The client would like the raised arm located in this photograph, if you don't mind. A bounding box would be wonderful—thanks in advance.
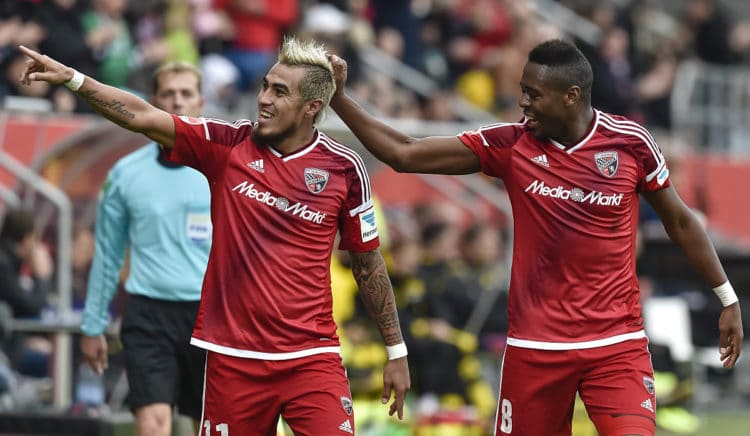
[642,186,743,368]
[328,55,480,175]
[18,45,176,149]
[349,249,411,419]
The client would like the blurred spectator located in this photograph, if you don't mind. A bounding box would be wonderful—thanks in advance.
[625,1,685,129]
[0,208,54,378]
[422,90,460,122]
[126,1,174,93]
[0,208,52,320]
[200,53,240,116]
[189,0,233,55]
[2,49,52,104]
[33,0,97,80]
[213,0,298,91]
[444,0,514,83]
[82,0,135,88]
[160,0,200,64]
[572,1,640,117]
[70,225,95,309]
[370,0,424,70]
[408,221,469,397]
[0,0,45,65]
[487,13,561,120]
[683,0,742,65]
[0,2,48,107]
[299,2,367,85]
[30,0,98,113]
[127,0,202,94]
[453,223,508,338]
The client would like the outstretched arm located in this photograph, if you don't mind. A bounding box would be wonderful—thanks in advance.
[18,45,176,148]
[328,55,480,175]
[349,249,411,419]
[643,186,743,368]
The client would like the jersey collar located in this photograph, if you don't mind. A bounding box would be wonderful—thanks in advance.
[267,130,321,162]
[549,109,600,154]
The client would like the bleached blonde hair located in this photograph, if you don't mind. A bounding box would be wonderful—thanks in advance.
[278,36,335,124]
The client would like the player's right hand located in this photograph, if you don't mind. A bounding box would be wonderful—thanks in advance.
[18,45,74,86]
[80,334,109,375]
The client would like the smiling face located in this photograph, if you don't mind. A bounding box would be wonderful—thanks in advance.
[519,62,578,141]
[252,63,322,147]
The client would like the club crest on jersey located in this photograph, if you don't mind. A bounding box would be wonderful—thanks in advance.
[594,151,618,177]
[341,396,353,416]
[643,376,655,395]
[304,168,329,194]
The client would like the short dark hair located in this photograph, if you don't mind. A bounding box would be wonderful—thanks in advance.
[528,39,593,102]
[0,208,35,243]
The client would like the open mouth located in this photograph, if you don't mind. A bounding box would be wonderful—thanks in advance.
[258,110,274,124]
[525,114,539,129]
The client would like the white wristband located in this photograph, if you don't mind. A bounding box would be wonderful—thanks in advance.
[65,69,85,92]
[713,281,739,307]
[386,343,408,360]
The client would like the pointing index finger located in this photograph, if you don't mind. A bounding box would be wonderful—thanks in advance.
[18,45,43,61]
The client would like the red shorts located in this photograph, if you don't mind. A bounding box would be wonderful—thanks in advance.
[199,351,355,436]
[495,338,656,436]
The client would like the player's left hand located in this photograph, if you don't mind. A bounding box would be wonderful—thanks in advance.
[718,302,743,368]
[382,356,410,419]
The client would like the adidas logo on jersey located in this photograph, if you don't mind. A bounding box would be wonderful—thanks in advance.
[531,154,549,167]
[640,398,654,413]
[338,419,353,434]
[247,159,264,173]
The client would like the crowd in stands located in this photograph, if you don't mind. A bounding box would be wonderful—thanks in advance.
[330,199,510,434]
[2,0,749,124]
[1,0,750,433]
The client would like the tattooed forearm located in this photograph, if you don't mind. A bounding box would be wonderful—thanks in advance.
[80,90,136,122]
[350,250,404,345]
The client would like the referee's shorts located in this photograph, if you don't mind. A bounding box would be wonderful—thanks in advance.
[120,294,205,420]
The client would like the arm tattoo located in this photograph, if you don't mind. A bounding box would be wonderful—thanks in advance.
[350,249,404,345]
[79,90,135,124]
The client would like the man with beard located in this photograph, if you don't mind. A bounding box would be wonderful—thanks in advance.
[19,37,410,435]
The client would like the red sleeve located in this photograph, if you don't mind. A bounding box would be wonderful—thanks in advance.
[165,115,253,181]
[337,154,380,253]
[634,135,671,193]
[604,115,672,193]
[457,120,526,179]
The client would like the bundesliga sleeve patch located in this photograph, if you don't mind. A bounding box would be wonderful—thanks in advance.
[359,209,378,243]
[656,167,669,186]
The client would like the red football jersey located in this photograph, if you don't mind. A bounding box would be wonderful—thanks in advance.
[459,110,670,349]
[165,115,380,359]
